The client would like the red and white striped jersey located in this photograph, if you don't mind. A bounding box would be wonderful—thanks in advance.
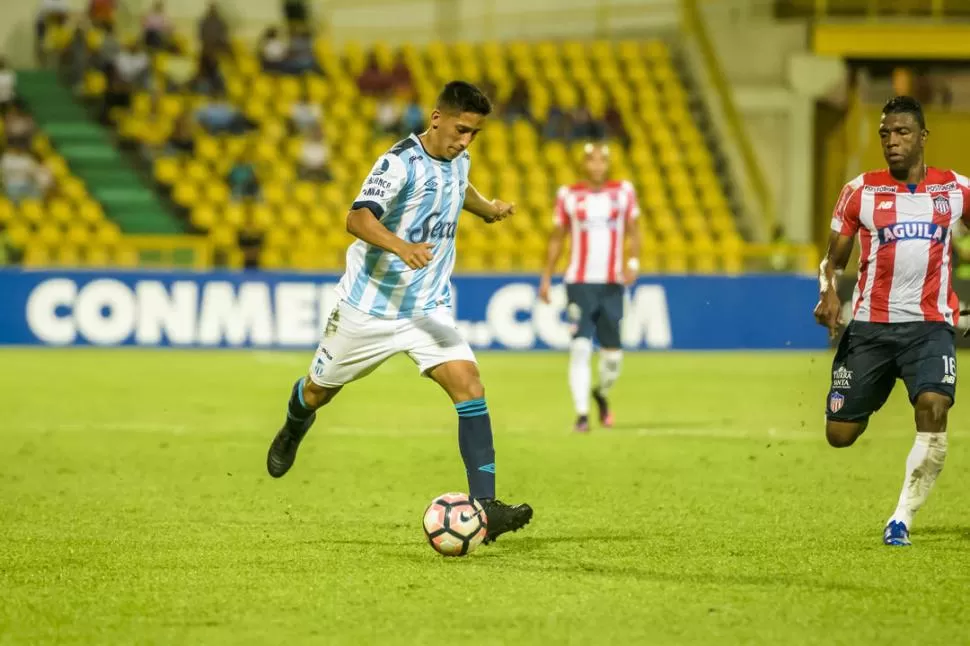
[831,167,970,325]
[554,180,640,284]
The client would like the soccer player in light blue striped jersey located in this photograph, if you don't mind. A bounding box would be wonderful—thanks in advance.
[267,81,533,543]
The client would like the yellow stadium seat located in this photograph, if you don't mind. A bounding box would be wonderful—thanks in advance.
[65,224,91,248]
[82,70,107,97]
[112,245,138,267]
[37,223,62,247]
[172,182,200,207]
[18,199,45,226]
[23,243,51,267]
[260,247,285,269]
[223,203,247,229]
[78,200,104,226]
[55,245,82,267]
[0,199,13,226]
[6,223,30,250]
[153,156,181,185]
[278,204,303,229]
[248,204,275,232]
[85,245,110,267]
[190,204,217,231]
[204,181,231,206]
[97,223,123,248]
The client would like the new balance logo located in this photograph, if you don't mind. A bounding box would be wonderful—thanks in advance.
[877,201,894,210]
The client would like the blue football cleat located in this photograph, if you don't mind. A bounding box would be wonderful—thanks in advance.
[883,520,912,546]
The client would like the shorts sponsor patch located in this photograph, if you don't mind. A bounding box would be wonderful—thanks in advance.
[832,365,853,389]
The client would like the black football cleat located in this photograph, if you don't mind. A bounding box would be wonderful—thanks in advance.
[266,413,315,478]
[479,499,534,544]
[591,389,614,428]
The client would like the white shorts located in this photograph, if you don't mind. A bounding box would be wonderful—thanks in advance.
[306,300,477,388]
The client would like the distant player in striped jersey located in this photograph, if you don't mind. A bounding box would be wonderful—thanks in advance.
[815,96,970,546]
[538,143,641,432]
[266,81,533,543]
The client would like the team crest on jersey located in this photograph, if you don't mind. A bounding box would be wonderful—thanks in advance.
[934,195,951,215]
[828,392,845,414]
[372,158,390,176]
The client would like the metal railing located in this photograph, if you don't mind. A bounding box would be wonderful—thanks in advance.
[777,0,968,19]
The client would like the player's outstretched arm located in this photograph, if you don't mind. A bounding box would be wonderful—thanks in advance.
[346,207,433,270]
[814,231,854,339]
[538,223,567,304]
[463,183,515,223]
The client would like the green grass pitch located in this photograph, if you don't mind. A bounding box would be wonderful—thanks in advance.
[1,348,969,644]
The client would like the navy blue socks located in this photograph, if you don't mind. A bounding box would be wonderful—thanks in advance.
[455,398,496,501]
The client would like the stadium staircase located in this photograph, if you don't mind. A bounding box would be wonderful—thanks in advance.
[15,70,183,234]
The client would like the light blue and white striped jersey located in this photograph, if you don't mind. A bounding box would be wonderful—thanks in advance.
[335,134,470,319]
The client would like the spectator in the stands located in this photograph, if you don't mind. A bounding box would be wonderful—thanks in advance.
[285,24,319,74]
[88,0,116,29]
[142,1,174,51]
[0,58,16,115]
[59,24,90,89]
[389,52,413,96]
[357,52,391,96]
[502,78,531,123]
[100,62,133,123]
[298,124,331,182]
[4,103,36,148]
[283,0,309,28]
[1,145,50,203]
[191,50,225,95]
[569,106,605,141]
[163,111,196,156]
[35,0,70,65]
[374,90,401,135]
[290,85,322,134]
[542,102,569,140]
[199,2,229,57]
[227,149,260,201]
[604,105,627,144]
[259,26,287,72]
[400,90,424,136]
[195,89,252,135]
[114,39,151,90]
[94,22,121,73]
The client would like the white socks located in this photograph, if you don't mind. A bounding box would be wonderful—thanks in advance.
[569,340,624,416]
[888,431,947,528]
[597,349,623,396]
[569,337,593,416]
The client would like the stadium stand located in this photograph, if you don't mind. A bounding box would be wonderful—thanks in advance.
[39,15,747,273]
[0,96,133,268]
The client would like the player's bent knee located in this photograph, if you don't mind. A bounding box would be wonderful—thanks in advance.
[915,391,951,427]
[825,419,867,448]
[302,378,340,409]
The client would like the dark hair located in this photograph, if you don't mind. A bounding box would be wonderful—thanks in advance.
[436,81,492,116]
[882,96,926,130]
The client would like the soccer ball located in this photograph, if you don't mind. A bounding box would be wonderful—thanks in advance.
[422,492,487,556]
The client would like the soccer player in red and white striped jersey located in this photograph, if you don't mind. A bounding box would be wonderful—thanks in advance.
[539,143,641,432]
[815,96,970,546]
